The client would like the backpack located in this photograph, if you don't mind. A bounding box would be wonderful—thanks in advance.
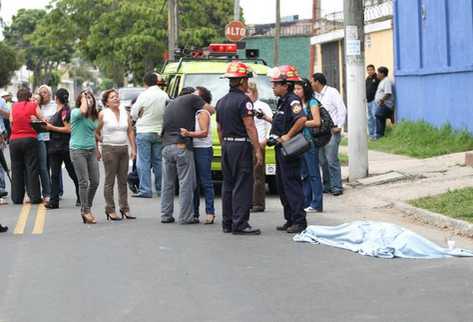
[307,103,334,147]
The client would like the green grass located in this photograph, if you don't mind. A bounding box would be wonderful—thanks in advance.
[409,188,473,223]
[339,152,348,166]
[343,121,473,158]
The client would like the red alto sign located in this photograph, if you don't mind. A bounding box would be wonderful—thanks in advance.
[225,20,246,42]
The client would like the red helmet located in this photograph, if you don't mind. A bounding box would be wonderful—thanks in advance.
[268,65,301,82]
[223,61,254,78]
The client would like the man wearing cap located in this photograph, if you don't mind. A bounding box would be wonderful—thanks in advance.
[216,61,263,235]
[269,65,308,234]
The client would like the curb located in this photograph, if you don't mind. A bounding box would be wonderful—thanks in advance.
[392,201,473,238]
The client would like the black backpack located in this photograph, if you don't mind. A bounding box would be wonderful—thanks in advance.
[307,104,334,147]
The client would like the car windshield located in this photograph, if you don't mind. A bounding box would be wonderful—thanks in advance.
[118,88,144,101]
[183,74,277,110]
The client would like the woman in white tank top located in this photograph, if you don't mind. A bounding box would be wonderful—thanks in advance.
[179,98,215,224]
[97,89,137,221]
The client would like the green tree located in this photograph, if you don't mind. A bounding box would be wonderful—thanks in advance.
[0,42,21,88]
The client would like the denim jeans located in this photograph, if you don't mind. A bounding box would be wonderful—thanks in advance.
[319,132,343,193]
[301,143,323,210]
[37,140,51,198]
[0,162,5,193]
[193,147,215,217]
[367,100,377,139]
[161,144,196,223]
[375,104,393,138]
[136,132,162,197]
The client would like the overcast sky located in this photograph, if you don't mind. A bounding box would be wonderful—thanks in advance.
[1,0,343,25]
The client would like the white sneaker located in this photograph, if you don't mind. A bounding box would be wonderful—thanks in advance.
[304,206,321,213]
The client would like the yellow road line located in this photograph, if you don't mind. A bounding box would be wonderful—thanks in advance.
[14,203,32,234]
[32,203,47,234]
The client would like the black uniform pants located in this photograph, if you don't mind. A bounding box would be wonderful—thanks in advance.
[275,146,306,226]
[221,141,253,231]
[49,150,80,205]
[9,138,41,204]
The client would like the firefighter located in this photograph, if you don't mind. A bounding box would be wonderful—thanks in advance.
[267,65,308,233]
[216,61,263,235]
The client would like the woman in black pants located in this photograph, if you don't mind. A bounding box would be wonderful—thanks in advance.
[44,89,80,209]
[9,87,43,204]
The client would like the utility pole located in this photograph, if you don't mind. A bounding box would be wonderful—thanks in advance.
[234,0,240,20]
[344,0,368,180]
[168,0,178,61]
[273,0,281,66]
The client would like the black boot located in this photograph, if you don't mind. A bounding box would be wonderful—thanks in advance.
[0,224,8,233]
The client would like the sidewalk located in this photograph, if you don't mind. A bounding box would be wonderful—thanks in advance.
[327,146,473,246]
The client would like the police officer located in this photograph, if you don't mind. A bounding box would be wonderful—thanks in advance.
[216,62,263,235]
[268,65,308,233]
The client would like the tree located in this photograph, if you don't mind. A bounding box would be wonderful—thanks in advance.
[0,42,21,88]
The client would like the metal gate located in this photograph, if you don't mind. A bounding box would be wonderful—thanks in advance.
[321,41,340,91]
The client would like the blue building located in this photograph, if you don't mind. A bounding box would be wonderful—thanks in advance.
[393,0,473,132]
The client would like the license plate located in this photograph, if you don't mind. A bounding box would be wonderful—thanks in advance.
[265,164,276,175]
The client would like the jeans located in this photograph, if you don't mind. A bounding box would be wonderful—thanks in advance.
[375,104,394,138]
[0,160,5,192]
[37,140,51,198]
[301,143,323,210]
[161,144,196,224]
[367,100,377,139]
[193,147,215,217]
[9,138,41,204]
[136,132,162,197]
[70,149,100,214]
[49,150,80,206]
[319,132,343,193]
[102,145,130,213]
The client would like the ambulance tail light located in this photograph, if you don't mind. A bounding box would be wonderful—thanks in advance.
[208,43,238,55]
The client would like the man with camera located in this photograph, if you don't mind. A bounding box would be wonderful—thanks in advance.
[268,65,308,234]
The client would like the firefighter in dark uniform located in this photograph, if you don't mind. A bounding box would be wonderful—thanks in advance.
[216,61,263,235]
[267,65,308,233]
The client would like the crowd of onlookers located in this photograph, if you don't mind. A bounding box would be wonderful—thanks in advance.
[0,65,394,233]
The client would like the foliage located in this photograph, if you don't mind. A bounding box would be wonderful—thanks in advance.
[98,78,114,91]
[0,42,22,88]
[410,188,473,223]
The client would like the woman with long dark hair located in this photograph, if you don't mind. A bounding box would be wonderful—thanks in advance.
[294,78,323,213]
[9,87,43,204]
[44,88,80,209]
[69,90,101,224]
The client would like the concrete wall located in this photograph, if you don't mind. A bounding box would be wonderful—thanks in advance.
[393,0,473,132]
[365,29,394,76]
[240,35,312,78]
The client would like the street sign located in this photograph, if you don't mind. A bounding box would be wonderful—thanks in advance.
[225,20,246,42]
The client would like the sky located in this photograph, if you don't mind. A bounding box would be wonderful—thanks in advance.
[1,0,343,25]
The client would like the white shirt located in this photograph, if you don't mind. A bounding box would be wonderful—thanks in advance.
[253,100,273,143]
[38,100,57,141]
[314,85,347,129]
[375,78,394,108]
[0,98,8,134]
[193,110,212,148]
[102,107,129,146]
[131,85,168,134]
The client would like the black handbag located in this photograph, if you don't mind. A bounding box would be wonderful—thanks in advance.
[280,133,310,159]
[308,105,334,147]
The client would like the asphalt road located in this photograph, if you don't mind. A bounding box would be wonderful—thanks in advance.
[1,172,473,322]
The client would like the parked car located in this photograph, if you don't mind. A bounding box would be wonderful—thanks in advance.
[118,87,144,111]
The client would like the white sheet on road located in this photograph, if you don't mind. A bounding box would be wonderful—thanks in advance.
[293,221,473,259]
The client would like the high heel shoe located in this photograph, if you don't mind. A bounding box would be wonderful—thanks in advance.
[204,214,215,225]
[120,209,136,219]
[81,213,96,224]
[105,212,122,221]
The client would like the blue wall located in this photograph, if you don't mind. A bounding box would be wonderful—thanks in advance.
[393,0,473,132]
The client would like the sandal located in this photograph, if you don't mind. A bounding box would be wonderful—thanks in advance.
[204,214,215,225]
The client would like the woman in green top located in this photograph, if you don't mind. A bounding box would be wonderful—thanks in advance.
[70,90,100,224]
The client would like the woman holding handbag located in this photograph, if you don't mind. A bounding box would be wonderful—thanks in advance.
[294,78,323,213]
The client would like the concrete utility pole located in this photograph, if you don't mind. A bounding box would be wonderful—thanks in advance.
[273,0,281,66]
[234,0,240,20]
[168,0,178,61]
[344,0,369,180]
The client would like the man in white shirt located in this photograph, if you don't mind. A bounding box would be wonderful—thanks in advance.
[311,73,346,196]
[131,72,169,198]
[374,66,394,139]
[0,95,10,202]
[246,82,273,212]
